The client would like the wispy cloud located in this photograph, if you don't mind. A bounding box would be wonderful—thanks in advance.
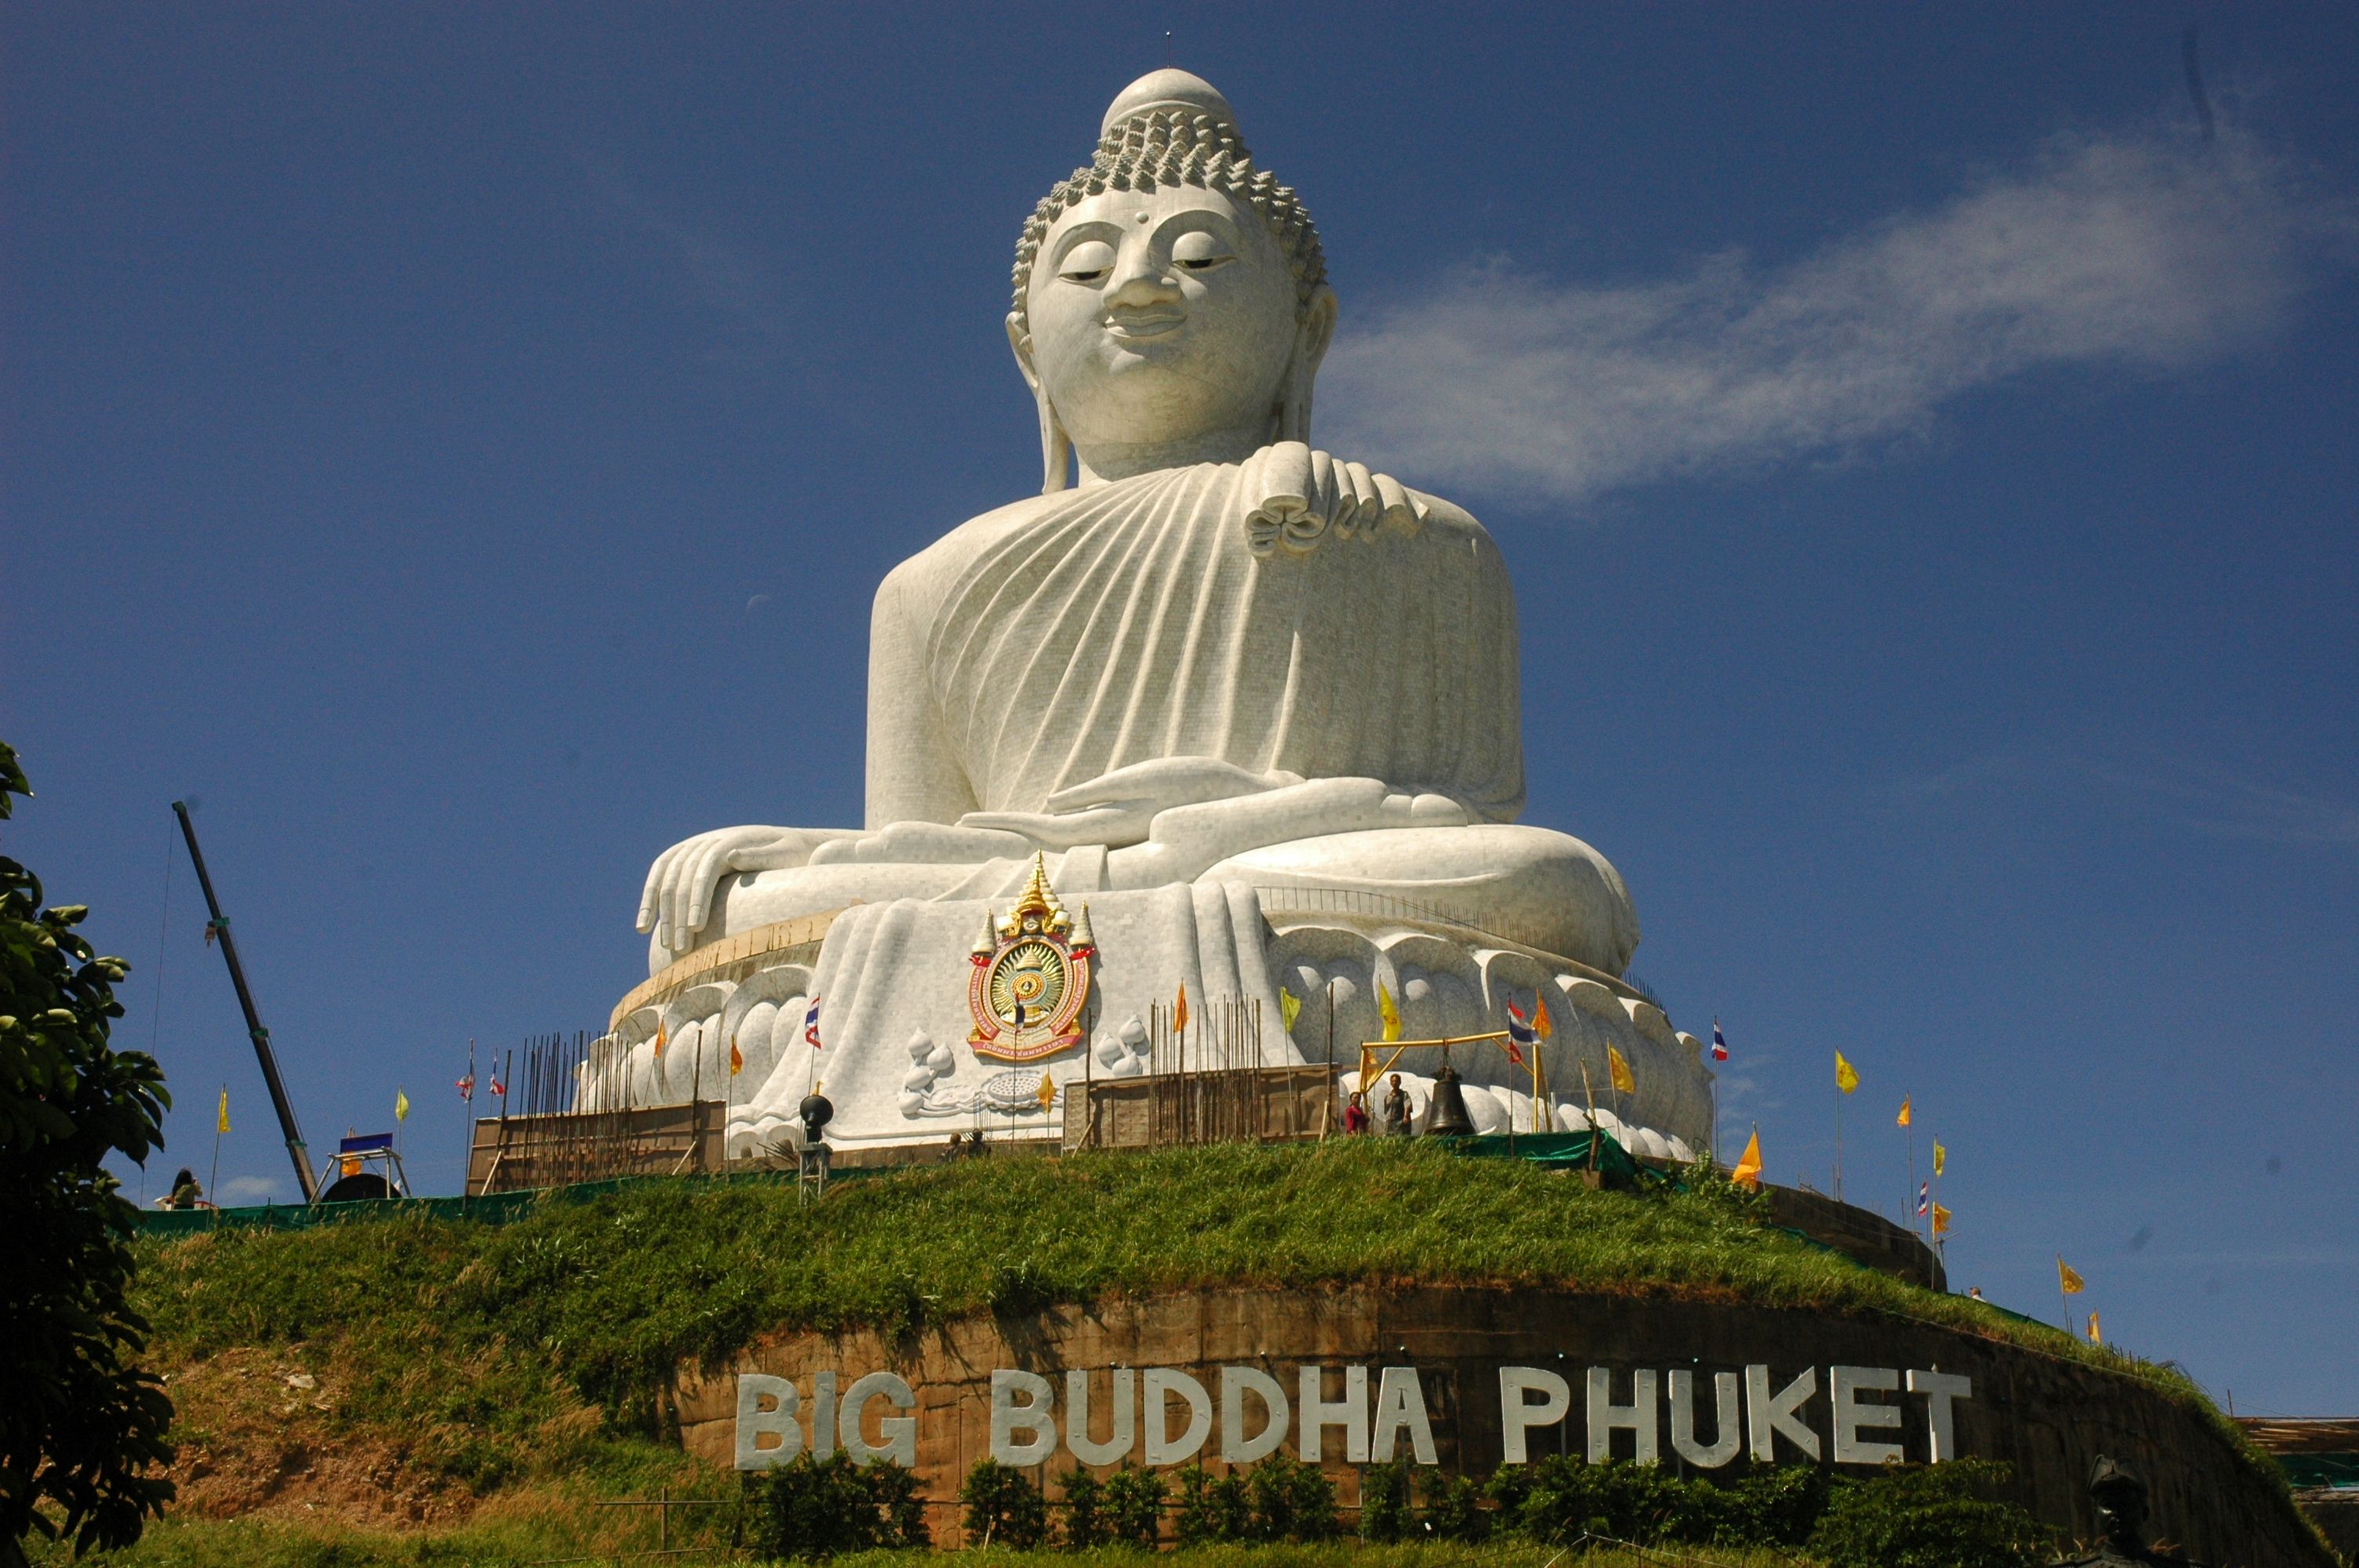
[582,159,792,355]
[1885,747,2359,858]
[1325,121,2347,508]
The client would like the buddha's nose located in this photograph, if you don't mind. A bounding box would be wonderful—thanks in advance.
[1107,250,1181,307]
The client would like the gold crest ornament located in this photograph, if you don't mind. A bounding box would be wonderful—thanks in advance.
[968,855,1096,1062]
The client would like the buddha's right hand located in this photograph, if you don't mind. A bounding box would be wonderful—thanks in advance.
[638,826,851,951]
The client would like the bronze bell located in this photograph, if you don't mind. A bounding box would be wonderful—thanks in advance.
[1424,1054,1478,1138]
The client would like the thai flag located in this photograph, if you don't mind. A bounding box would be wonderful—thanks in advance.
[1503,1000,1534,1064]
[1916,1181,1930,1218]
[490,1069,507,1098]
[456,1073,474,1102]
[804,996,823,1051]
[1711,1020,1730,1062]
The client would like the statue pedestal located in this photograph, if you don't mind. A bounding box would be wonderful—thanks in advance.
[600,882,1714,1163]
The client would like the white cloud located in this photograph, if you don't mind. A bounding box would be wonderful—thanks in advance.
[217,1174,289,1205]
[1324,121,2345,508]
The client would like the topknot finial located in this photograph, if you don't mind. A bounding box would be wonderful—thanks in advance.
[1100,69,1237,140]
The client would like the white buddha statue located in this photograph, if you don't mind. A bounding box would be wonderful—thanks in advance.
[636,69,1641,983]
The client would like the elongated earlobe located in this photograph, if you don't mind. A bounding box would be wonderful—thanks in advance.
[1008,311,1071,494]
[1036,394,1073,494]
[1278,287,1339,447]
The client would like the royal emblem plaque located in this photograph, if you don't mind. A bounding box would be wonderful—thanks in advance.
[968,855,1095,1062]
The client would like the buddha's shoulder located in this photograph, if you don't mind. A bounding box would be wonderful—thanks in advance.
[874,492,1069,608]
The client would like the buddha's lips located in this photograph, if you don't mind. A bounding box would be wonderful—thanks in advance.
[1103,312,1184,340]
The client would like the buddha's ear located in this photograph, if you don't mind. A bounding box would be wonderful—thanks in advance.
[1278,286,1339,445]
[1008,313,1072,494]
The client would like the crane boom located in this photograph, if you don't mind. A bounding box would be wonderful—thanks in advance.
[172,801,318,1203]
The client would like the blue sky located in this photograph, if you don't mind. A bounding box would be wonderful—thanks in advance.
[5,5,2354,1412]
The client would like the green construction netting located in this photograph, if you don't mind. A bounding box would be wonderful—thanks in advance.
[1438,1129,1656,1184]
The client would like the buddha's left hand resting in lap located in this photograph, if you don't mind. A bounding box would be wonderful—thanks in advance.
[638,71,1639,981]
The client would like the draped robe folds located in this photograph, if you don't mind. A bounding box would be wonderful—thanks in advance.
[696,458,1641,975]
[898,459,1525,821]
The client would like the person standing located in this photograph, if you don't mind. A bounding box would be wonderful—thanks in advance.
[1341,1091,1370,1135]
[1382,1074,1413,1137]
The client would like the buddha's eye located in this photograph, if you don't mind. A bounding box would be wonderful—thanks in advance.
[1057,240,1117,285]
[1172,230,1235,274]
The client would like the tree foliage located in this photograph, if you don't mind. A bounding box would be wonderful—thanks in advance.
[746,1453,928,1561]
[957,1458,1047,1549]
[0,742,175,1564]
[1807,1459,2055,1568]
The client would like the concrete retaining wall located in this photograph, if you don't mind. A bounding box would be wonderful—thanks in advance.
[673,1283,2329,1566]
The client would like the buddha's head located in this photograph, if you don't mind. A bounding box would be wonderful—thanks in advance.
[1009,71,1336,490]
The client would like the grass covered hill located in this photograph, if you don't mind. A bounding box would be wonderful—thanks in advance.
[75,1140,2240,1563]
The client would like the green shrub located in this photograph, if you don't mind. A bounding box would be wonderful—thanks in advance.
[1245,1454,1338,1541]
[1481,1461,1532,1523]
[1055,1467,1105,1549]
[1098,1465,1165,1548]
[747,1453,923,1560]
[1359,1461,1414,1542]
[1808,1461,2054,1568]
[1417,1468,1489,1542]
[958,1458,1047,1550]
[867,1460,930,1550]
[1171,1466,1250,1545]
[1716,1464,1833,1547]
[1513,1456,1695,1543]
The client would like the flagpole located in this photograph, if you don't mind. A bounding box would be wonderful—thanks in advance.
[1906,1116,1917,1237]
[209,1081,225,1209]
[1832,1077,1841,1202]
[1322,978,1335,1139]
[461,1038,474,1211]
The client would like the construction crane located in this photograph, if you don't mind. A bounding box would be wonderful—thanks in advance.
[172,801,318,1203]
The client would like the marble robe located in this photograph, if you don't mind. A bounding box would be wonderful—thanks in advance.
[694,458,1639,973]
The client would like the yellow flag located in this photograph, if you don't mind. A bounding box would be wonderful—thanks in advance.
[2058,1256,2085,1295]
[1035,1073,1056,1110]
[1607,1044,1635,1094]
[1834,1052,1859,1094]
[216,1088,231,1135]
[1932,1141,1946,1177]
[1730,1127,1762,1190]
[1174,982,1190,1033]
[1377,983,1400,1043]
[729,1034,743,1076]
[1931,1202,1951,1237]
[2086,1311,2102,1345]
[394,1088,411,1123]
[1896,1097,1911,1128]
[1278,987,1301,1033]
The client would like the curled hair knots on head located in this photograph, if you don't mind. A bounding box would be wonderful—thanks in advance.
[1008,106,1329,358]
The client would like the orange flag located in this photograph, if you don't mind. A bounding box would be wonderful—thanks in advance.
[1897,1097,1912,1128]
[729,1033,744,1076]
[1730,1127,1762,1190]
[654,1019,667,1058]
[1173,982,1190,1033]
[1533,996,1554,1040]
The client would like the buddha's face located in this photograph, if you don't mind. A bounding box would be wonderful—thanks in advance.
[1023,186,1306,453]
